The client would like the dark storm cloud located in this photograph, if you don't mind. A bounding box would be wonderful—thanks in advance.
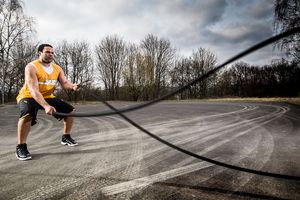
[206,23,273,45]
[185,0,276,64]
[245,0,274,19]
[158,0,228,48]
[23,0,277,65]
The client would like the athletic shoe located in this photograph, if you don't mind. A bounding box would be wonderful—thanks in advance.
[61,134,78,146]
[16,144,32,161]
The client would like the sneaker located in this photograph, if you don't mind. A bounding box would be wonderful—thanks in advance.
[16,144,32,161]
[61,134,78,146]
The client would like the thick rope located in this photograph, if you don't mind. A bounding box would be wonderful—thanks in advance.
[94,94,300,181]
[54,27,300,180]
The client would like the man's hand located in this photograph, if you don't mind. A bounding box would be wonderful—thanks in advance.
[72,83,80,91]
[44,105,56,115]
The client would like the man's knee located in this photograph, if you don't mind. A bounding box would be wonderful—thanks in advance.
[64,115,74,122]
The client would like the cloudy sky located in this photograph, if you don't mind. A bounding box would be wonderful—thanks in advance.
[23,0,283,65]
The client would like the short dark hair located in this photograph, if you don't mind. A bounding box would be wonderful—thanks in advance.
[37,44,53,53]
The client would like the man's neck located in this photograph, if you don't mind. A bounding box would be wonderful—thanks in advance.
[39,59,51,67]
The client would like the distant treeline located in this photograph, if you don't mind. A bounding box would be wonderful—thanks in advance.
[212,60,300,98]
[1,38,300,103]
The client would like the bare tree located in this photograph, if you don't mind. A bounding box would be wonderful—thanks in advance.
[69,41,93,85]
[190,48,217,98]
[274,0,300,62]
[170,57,192,99]
[220,60,300,97]
[123,43,147,101]
[0,0,34,103]
[55,40,70,78]
[55,41,94,101]
[215,67,234,97]
[95,35,126,100]
[140,34,175,99]
[169,48,217,99]
[229,62,252,97]
[9,39,37,99]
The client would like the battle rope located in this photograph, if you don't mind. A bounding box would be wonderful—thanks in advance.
[54,27,300,180]
[55,26,300,117]
[95,94,300,181]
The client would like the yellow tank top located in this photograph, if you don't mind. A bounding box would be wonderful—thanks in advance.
[16,60,62,102]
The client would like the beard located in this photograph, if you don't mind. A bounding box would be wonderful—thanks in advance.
[42,58,52,64]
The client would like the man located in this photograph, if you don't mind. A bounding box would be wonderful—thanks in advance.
[16,44,79,161]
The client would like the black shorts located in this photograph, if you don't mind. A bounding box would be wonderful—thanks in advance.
[18,98,74,126]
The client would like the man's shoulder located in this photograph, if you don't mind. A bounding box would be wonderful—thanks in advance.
[25,62,37,71]
[26,60,39,69]
[29,59,40,65]
[52,62,62,71]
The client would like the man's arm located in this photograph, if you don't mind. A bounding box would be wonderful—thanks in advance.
[58,70,79,91]
[25,64,56,114]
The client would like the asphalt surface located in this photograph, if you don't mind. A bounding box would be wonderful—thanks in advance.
[0,101,300,200]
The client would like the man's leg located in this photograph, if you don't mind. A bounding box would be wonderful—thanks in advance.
[16,98,39,160]
[47,98,78,146]
[16,115,32,160]
[63,114,74,135]
[17,117,32,144]
[61,112,78,146]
